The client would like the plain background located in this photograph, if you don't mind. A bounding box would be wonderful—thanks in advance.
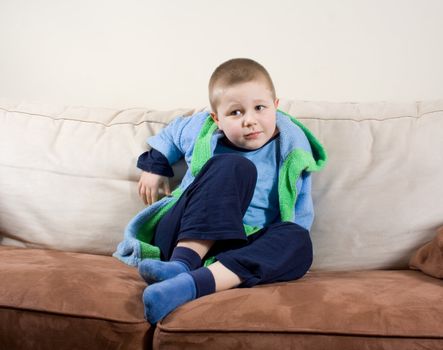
[0,0,442,110]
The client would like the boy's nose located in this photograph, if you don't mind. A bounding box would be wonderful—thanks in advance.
[242,112,258,126]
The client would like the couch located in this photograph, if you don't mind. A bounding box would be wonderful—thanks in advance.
[0,98,442,350]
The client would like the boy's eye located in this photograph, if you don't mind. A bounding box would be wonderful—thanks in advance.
[230,110,242,116]
[255,105,265,111]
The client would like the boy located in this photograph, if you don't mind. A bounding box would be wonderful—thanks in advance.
[114,58,327,324]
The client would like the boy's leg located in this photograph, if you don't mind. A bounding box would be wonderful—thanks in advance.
[143,223,312,324]
[207,260,242,291]
[155,154,257,256]
[213,221,313,287]
[142,261,241,324]
[138,240,214,285]
[176,238,214,259]
[139,154,257,284]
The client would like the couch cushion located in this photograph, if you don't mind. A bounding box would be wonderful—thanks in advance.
[279,99,443,270]
[0,246,151,350]
[155,269,443,350]
[0,100,197,255]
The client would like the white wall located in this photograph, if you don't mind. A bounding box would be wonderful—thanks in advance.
[0,0,442,110]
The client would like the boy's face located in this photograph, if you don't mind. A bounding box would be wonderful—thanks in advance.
[210,80,279,150]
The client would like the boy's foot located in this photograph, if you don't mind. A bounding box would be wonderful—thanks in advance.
[143,272,196,324]
[138,259,189,284]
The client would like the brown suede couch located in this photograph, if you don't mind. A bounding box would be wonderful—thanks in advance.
[0,99,442,349]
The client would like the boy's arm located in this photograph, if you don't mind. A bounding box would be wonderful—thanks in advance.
[137,115,192,205]
[137,149,174,177]
[137,150,173,205]
[293,171,314,231]
[146,115,192,166]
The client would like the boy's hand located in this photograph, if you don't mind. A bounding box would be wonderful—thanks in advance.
[138,171,171,205]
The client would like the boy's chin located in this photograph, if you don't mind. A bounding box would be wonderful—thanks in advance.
[238,139,268,150]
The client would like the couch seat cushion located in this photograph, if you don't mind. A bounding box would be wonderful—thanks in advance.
[155,270,443,350]
[0,246,151,350]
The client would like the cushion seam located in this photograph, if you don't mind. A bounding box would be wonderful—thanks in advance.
[0,106,170,127]
[2,106,443,124]
[0,304,147,325]
[155,327,443,339]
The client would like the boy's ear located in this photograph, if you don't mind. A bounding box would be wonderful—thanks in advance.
[210,112,222,130]
[274,98,279,109]
[210,112,219,123]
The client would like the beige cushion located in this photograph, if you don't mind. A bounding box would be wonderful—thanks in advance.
[0,99,198,254]
[1,98,442,270]
[276,99,443,270]
[278,99,443,270]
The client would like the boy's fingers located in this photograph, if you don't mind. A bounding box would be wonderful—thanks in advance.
[164,180,171,195]
[145,188,151,205]
[151,190,158,205]
[138,181,142,197]
[138,183,146,204]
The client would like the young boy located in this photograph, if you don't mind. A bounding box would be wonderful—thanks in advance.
[113,58,327,324]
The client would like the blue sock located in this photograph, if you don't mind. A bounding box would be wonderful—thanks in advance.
[143,272,196,324]
[143,267,216,324]
[188,267,216,298]
[171,246,202,270]
[138,246,201,284]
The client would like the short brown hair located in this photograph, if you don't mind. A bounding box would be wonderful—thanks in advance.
[208,58,276,113]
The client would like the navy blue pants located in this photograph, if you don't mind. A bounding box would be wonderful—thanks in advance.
[154,154,313,287]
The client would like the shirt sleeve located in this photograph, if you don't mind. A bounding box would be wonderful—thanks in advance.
[137,149,175,177]
[146,115,193,165]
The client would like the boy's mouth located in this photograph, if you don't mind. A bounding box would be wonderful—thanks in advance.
[244,131,262,139]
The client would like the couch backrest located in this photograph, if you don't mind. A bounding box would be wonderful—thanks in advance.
[280,99,443,270]
[1,98,442,270]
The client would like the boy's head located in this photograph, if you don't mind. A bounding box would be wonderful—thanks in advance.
[208,58,276,113]
[208,58,279,150]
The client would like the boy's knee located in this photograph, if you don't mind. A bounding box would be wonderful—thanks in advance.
[278,222,313,273]
[296,225,313,259]
[207,154,257,179]
[296,228,313,276]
